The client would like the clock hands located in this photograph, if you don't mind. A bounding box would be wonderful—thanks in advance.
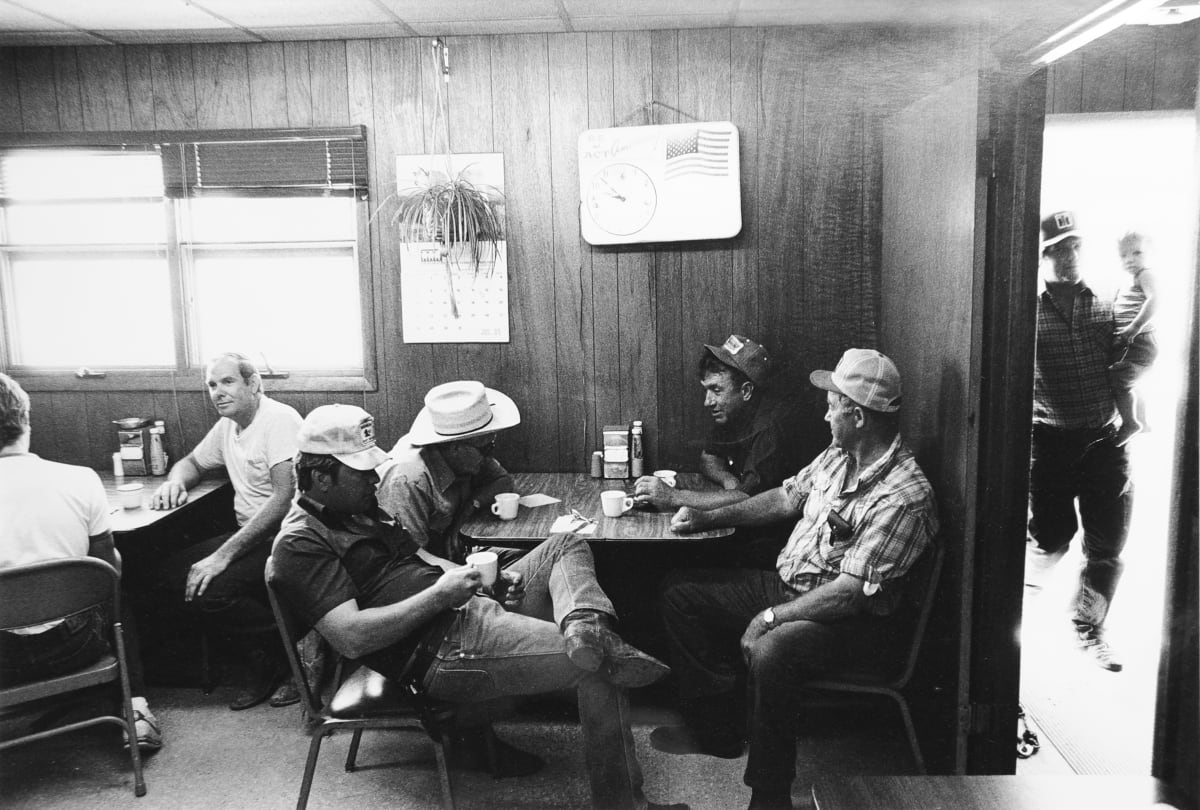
[597,175,626,202]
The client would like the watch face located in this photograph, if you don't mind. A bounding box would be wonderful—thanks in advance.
[585,163,657,236]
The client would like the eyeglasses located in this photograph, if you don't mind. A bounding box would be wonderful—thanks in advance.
[467,434,497,455]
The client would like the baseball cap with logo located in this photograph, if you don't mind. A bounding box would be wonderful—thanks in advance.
[704,334,772,385]
[1041,210,1080,249]
[809,348,902,413]
[298,404,390,470]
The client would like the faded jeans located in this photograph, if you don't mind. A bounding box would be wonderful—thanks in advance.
[422,533,649,810]
[1027,423,1132,630]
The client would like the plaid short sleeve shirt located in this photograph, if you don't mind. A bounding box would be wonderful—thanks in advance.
[1033,281,1118,429]
[775,435,938,616]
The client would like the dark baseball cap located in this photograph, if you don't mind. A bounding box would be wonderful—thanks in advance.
[704,334,771,385]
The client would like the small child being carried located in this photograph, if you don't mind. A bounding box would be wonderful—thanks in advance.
[1110,231,1158,446]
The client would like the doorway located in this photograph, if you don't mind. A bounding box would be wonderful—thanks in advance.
[1019,110,1198,775]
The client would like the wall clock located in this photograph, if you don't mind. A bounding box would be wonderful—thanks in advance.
[578,121,741,246]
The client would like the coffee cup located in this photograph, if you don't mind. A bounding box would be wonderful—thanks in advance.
[117,482,144,510]
[653,469,677,488]
[466,550,499,587]
[491,492,520,520]
[600,490,634,518]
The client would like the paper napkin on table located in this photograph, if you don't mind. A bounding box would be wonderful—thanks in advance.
[550,514,597,534]
[519,494,559,508]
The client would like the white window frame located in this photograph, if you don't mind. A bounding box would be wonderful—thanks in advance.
[0,128,377,393]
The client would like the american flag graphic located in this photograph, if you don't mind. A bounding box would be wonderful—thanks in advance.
[664,127,731,180]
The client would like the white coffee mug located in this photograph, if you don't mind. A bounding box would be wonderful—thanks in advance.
[653,469,677,488]
[117,482,144,510]
[466,550,499,587]
[600,490,634,518]
[491,492,520,520]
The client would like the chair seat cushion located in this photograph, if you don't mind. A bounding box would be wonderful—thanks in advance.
[328,667,454,720]
[0,654,119,707]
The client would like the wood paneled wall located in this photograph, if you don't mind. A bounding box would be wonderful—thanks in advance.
[0,22,1193,474]
[1047,20,1199,114]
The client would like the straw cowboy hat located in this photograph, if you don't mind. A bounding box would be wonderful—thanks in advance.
[404,380,521,446]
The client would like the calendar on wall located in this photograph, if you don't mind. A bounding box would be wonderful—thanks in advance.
[397,152,509,344]
[399,241,509,343]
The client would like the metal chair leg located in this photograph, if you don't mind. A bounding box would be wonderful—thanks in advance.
[894,697,926,774]
[344,729,363,772]
[296,730,328,810]
[435,727,456,810]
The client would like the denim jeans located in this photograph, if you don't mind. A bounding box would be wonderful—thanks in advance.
[1027,423,1133,629]
[0,608,110,688]
[422,534,649,810]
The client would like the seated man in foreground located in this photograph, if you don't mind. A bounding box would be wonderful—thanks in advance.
[270,404,687,810]
[0,373,160,750]
[150,352,303,710]
[655,349,938,810]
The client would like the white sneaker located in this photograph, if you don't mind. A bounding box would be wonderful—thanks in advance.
[123,698,163,751]
[1077,630,1123,672]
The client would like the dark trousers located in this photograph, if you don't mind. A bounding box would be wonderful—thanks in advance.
[0,608,110,688]
[659,568,901,791]
[1027,423,1132,629]
[158,533,280,679]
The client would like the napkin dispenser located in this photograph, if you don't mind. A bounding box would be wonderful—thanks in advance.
[114,417,152,476]
[602,424,630,479]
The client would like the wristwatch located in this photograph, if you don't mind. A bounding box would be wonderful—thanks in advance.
[761,607,776,626]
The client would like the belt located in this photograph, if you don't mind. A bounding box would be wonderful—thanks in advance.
[401,609,459,688]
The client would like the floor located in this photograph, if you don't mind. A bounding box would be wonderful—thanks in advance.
[0,684,921,810]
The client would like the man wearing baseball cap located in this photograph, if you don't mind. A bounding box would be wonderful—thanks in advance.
[654,348,937,810]
[1027,211,1131,672]
[633,334,805,568]
[271,404,686,810]
[377,381,521,565]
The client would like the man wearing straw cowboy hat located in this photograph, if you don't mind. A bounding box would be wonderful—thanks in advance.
[377,381,522,566]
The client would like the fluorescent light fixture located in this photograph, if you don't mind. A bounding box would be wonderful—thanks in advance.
[1030,0,1167,64]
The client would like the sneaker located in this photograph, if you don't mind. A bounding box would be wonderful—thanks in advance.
[123,699,163,751]
[1077,629,1123,672]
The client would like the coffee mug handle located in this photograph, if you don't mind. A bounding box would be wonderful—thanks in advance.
[621,496,634,514]
[491,502,502,516]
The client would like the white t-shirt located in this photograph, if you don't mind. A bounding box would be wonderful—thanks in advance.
[190,395,302,526]
[0,453,109,569]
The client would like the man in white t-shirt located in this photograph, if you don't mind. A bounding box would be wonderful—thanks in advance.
[0,373,161,751]
[151,352,302,710]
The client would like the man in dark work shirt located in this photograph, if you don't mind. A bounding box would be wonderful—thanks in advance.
[270,404,687,810]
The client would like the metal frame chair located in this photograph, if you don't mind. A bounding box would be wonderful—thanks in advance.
[0,557,146,797]
[265,557,464,810]
[798,542,945,774]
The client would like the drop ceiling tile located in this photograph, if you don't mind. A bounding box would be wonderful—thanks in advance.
[13,0,224,30]
[194,0,397,28]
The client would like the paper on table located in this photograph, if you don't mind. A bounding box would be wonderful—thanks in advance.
[519,493,560,508]
[550,514,597,535]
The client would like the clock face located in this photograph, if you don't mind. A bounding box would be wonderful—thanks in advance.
[585,163,657,236]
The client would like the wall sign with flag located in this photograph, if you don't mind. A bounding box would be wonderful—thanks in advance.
[577,121,741,245]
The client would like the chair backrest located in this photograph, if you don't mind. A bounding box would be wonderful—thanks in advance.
[889,540,946,688]
[264,555,330,719]
[0,557,119,632]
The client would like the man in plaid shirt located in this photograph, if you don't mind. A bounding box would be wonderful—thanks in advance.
[1027,211,1131,673]
[653,349,938,810]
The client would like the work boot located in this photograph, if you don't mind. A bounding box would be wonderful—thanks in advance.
[229,648,283,711]
[563,610,670,688]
